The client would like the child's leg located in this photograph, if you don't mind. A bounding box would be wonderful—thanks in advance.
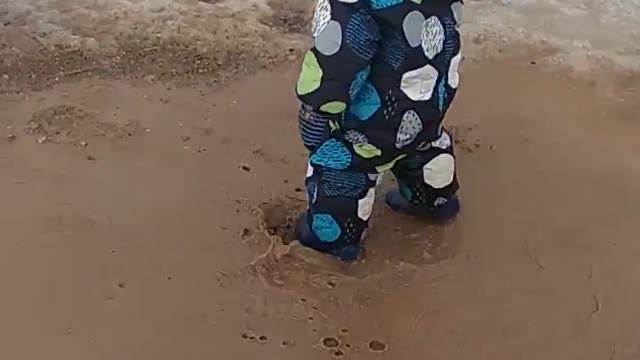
[387,128,460,221]
[297,163,378,261]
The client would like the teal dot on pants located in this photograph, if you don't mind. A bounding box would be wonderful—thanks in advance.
[310,139,352,170]
[349,82,381,121]
[349,66,371,99]
[312,213,342,243]
[370,0,403,10]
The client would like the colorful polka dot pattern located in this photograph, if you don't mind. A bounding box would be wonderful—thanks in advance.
[299,103,329,150]
[344,130,368,145]
[421,16,445,60]
[345,9,381,60]
[311,0,332,37]
[296,51,322,96]
[312,213,342,242]
[357,188,376,221]
[400,63,439,101]
[322,169,369,198]
[403,11,424,47]
[349,81,381,121]
[315,20,343,56]
[423,153,455,189]
[349,66,371,98]
[310,138,353,170]
[396,110,423,149]
[370,0,403,10]
[296,0,462,180]
[353,143,382,159]
[380,27,407,71]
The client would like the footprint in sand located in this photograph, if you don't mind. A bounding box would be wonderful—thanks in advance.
[321,337,349,357]
[368,339,388,352]
[321,336,340,349]
[258,198,304,245]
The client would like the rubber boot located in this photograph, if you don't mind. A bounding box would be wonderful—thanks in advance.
[385,192,460,222]
[295,214,361,262]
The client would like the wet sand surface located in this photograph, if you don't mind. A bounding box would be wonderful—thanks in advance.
[1,56,640,359]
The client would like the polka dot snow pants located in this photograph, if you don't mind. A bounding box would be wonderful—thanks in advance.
[302,130,459,252]
[294,0,465,257]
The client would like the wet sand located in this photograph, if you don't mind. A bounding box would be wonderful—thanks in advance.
[1,55,640,359]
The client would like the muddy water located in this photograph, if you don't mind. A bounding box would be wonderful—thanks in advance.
[1,56,640,359]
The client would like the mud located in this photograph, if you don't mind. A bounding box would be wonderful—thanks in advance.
[1,54,639,359]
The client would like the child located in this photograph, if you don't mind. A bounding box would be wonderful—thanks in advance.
[295,0,463,261]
